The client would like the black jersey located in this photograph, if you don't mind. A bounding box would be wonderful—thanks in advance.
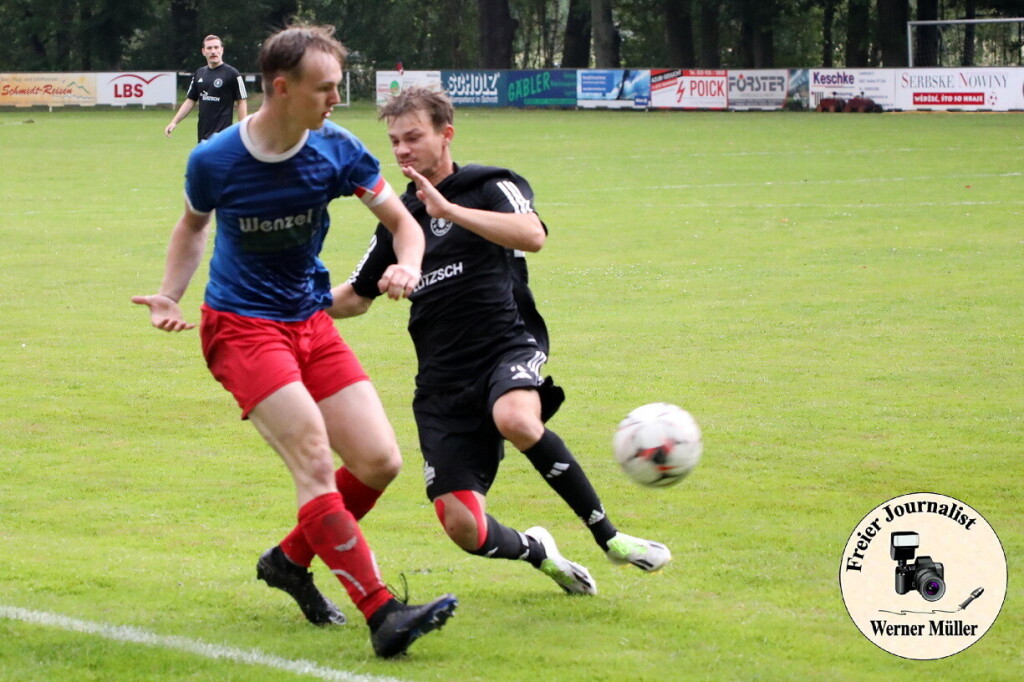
[185,63,247,141]
[349,164,549,394]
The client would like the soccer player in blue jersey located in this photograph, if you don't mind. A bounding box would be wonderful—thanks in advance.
[133,25,456,659]
[264,87,671,603]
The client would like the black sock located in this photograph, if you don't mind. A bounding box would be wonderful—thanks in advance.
[469,515,533,562]
[522,429,618,549]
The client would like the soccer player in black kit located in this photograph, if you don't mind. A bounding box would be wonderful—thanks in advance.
[164,35,248,142]
[260,86,670,599]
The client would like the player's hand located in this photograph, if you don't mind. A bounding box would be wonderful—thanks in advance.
[164,123,176,138]
[402,165,452,220]
[131,294,195,331]
[377,263,421,300]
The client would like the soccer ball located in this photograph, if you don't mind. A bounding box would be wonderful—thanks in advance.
[613,403,702,487]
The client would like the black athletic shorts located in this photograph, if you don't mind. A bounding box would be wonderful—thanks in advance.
[414,346,565,500]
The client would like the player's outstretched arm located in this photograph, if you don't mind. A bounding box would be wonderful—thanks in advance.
[401,165,545,252]
[130,294,193,331]
[369,192,423,300]
[132,208,211,331]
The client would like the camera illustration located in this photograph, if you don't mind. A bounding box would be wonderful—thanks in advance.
[891,531,946,601]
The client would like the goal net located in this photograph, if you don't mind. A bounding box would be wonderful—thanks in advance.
[908,17,1024,67]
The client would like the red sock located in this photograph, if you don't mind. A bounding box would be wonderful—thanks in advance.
[279,525,316,568]
[297,492,392,621]
[337,467,384,520]
[280,467,384,567]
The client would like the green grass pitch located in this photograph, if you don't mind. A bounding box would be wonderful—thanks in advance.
[0,104,1021,681]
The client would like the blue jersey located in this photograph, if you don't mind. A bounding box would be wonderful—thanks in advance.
[185,118,390,321]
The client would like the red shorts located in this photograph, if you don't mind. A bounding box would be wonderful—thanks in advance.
[200,304,369,418]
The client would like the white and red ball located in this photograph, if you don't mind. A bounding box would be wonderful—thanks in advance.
[613,403,702,487]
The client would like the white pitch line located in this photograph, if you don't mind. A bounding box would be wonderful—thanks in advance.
[550,147,1024,162]
[565,171,1023,193]
[0,606,403,682]
[546,199,1024,210]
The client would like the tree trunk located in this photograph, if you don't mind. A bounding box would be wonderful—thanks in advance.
[876,0,909,67]
[478,0,516,68]
[54,0,74,70]
[664,0,695,68]
[962,0,976,66]
[170,0,199,72]
[433,0,468,67]
[591,0,619,68]
[756,28,774,68]
[739,13,752,67]
[915,0,940,67]
[79,2,93,70]
[738,1,774,68]
[822,0,836,67]
[698,0,720,68]
[562,0,591,67]
[845,0,870,66]
[26,16,47,65]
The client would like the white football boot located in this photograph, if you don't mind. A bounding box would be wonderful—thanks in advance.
[605,532,672,572]
[524,526,597,595]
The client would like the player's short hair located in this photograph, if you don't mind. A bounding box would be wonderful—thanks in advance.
[378,87,454,131]
[259,24,347,92]
[203,35,222,47]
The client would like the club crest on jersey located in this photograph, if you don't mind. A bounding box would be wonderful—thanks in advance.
[430,217,454,237]
[213,78,224,88]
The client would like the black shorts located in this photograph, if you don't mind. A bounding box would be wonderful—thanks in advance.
[414,346,565,500]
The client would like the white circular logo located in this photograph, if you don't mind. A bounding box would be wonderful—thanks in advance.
[839,492,1006,660]
[213,78,224,88]
[430,218,453,237]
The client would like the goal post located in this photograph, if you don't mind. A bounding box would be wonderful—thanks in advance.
[907,17,1024,67]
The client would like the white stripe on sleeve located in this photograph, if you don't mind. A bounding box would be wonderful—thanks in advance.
[496,180,532,214]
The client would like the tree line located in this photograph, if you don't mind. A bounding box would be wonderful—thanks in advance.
[1,0,1021,77]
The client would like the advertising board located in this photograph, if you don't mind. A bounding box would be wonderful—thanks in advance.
[893,68,1024,111]
[577,69,650,109]
[809,69,896,108]
[651,69,728,109]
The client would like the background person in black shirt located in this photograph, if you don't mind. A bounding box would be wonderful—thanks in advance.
[164,34,248,142]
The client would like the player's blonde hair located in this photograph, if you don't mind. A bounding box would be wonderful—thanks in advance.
[259,24,347,95]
